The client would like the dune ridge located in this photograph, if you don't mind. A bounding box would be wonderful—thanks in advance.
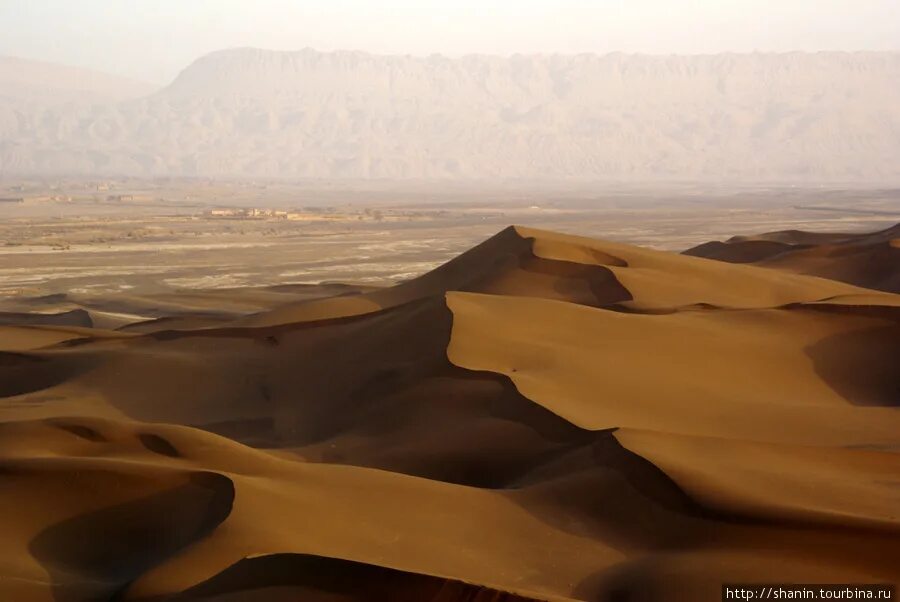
[684,222,900,293]
[1,224,898,601]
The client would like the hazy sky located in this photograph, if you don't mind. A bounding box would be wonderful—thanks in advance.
[1,0,898,84]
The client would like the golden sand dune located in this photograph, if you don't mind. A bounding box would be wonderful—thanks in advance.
[0,283,377,334]
[685,222,900,293]
[0,225,898,601]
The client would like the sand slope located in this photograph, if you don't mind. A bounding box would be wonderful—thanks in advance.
[0,225,898,601]
[685,222,900,293]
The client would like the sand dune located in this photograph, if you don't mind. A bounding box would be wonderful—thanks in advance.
[685,222,900,293]
[0,224,898,601]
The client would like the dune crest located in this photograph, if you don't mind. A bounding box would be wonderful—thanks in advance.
[685,222,900,293]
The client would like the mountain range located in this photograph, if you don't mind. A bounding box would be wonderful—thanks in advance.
[1,48,898,181]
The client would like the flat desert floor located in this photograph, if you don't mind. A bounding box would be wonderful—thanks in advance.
[1,182,897,305]
[0,181,898,601]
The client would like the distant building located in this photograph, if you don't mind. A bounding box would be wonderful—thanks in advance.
[0,197,24,204]
[246,208,289,218]
[208,207,319,219]
[107,194,135,202]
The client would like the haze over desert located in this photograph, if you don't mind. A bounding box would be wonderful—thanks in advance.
[1,1,899,601]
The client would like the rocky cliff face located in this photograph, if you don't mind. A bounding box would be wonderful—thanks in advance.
[2,48,898,181]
